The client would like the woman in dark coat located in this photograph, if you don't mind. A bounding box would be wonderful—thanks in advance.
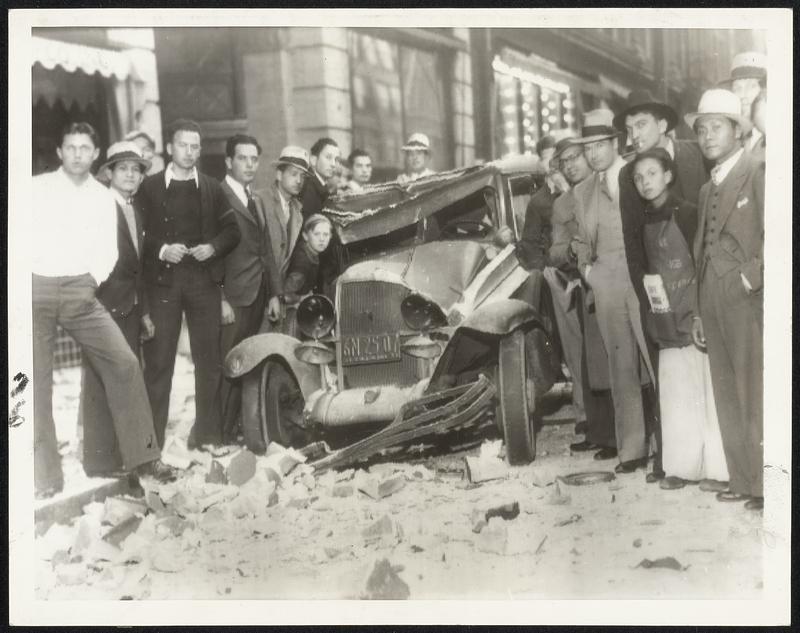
[632,148,729,491]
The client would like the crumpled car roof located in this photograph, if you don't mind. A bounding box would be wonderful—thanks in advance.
[323,155,541,244]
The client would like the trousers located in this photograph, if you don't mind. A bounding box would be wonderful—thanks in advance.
[33,274,159,492]
[699,264,763,497]
[220,279,268,438]
[78,302,144,475]
[142,264,223,448]
[588,259,652,462]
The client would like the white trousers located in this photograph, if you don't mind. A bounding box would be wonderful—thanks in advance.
[658,345,730,481]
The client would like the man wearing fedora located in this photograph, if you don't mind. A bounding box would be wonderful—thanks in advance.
[219,134,285,439]
[398,132,436,184]
[78,141,165,477]
[614,90,709,480]
[32,123,173,497]
[687,89,764,511]
[721,51,767,154]
[546,134,617,459]
[573,109,656,476]
[137,118,241,450]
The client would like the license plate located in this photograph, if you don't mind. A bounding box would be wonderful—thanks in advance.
[341,333,402,366]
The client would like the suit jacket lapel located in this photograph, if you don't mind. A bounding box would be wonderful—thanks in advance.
[715,153,749,233]
[223,181,258,227]
[133,201,144,255]
[694,184,709,262]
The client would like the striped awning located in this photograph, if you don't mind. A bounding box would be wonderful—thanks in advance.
[31,35,132,80]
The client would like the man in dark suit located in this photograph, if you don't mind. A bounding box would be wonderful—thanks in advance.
[688,89,764,511]
[219,134,284,439]
[136,119,241,449]
[79,141,161,476]
[614,90,710,482]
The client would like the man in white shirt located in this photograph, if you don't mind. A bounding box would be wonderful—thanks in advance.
[32,123,172,499]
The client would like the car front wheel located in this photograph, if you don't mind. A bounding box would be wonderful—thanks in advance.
[241,359,309,453]
[497,328,536,464]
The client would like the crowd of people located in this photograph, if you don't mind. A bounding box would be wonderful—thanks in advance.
[518,50,766,511]
[31,49,765,516]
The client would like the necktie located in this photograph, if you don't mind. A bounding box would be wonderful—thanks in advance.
[122,199,139,256]
[710,165,722,186]
[246,188,261,228]
[600,171,610,197]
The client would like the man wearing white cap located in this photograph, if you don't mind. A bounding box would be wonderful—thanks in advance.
[398,132,435,184]
[687,89,764,511]
[572,109,656,476]
[722,51,767,153]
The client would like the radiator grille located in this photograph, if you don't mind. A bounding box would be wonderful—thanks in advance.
[338,280,418,388]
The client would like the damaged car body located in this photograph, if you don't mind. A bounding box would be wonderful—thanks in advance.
[224,156,561,465]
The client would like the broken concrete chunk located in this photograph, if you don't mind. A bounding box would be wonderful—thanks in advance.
[37,523,77,562]
[156,515,189,538]
[267,490,279,507]
[103,515,143,548]
[363,558,410,600]
[324,547,342,559]
[205,460,228,485]
[485,501,520,522]
[102,496,147,527]
[464,455,507,484]
[226,449,257,486]
[479,439,504,460]
[56,562,88,586]
[332,482,355,498]
[545,479,572,506]
[72,515,103,554]
[357,477,381,500]
[476,517,508,555]
[377,475,406,499]
[635,556,688,571]
[300,472,316,490]
[362,515,402,547]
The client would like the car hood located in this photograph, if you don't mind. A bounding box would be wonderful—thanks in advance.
[337,240,488,311]
[323,155,542,245]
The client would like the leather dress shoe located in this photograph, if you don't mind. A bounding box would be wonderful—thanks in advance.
[570,440,599,452]
[699,479,728,493]
[646,470,666,484]
[659,475,687,490]
[716,490,749,502]
[136,459,179,484]
[744,497,764,511]
[614,457,648,474]
[574,421,587,436]
[593,447,618,461]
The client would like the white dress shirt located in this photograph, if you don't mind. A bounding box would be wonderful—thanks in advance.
[32,167,118,283]
[224,174,249,208]
[164,162,199,187]
[710,147,745,186]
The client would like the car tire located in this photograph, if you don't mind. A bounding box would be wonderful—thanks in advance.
[497,328,536,465]
[241,359,309,454]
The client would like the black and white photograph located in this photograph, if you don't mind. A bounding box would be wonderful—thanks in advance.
[8,7,792,626]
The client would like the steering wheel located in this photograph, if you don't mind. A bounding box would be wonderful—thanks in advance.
[440,219,494,239]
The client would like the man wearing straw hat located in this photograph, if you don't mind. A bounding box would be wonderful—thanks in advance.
[687,89,764,511]
[398,132,435,184]
[572,109,656,476]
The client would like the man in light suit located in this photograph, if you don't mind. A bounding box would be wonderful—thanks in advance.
[219,135,285,440]
[614,89,711,482]
[573,109,656,475]
[260,145,309,279]
[688,89,764,511]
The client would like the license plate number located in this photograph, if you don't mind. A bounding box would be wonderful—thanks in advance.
[341,333,401,365]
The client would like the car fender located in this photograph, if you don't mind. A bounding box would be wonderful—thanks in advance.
[459,298,543,335]
[224,332,322,400]
[428,300,553,393]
